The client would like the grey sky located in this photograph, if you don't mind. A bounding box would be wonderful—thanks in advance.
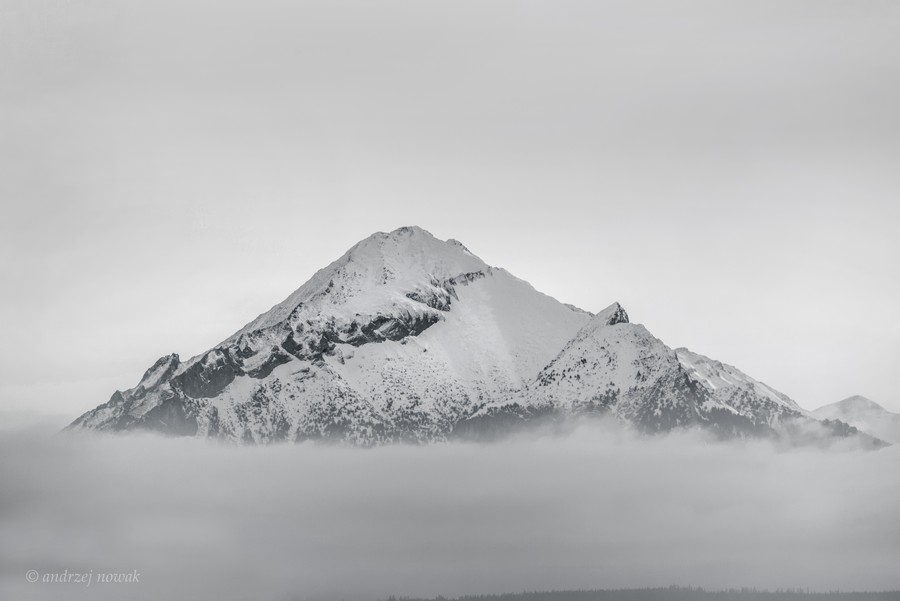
[1,0,899,419]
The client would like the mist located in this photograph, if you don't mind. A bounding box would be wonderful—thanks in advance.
[1,423,898,601]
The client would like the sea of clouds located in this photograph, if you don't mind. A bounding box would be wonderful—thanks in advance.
[1,420,898,601]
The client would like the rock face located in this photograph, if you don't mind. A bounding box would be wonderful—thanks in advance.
[68,226,884,447]
[813,396,900,444]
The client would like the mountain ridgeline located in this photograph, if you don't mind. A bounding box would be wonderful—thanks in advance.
[68,226,883,447]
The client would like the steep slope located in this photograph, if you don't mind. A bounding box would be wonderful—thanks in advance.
[69,226,591,443]
[525,303,714,430]
[674,349,809,426]
[467,303,804,437]
[813,396,900,444]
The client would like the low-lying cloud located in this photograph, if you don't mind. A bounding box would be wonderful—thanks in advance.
[1,422,898,601]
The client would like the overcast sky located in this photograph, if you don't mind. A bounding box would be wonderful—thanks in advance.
[1,0,899,420]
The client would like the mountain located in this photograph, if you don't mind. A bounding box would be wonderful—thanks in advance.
[68,226,883,447]
[813,396,900,444]
[467,310,807,437]
[460,306,862,443]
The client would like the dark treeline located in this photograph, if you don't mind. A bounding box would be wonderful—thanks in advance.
[384,588,900,601]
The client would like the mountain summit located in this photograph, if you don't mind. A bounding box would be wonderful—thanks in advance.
[813,396,900,444]
[68,227,882,447]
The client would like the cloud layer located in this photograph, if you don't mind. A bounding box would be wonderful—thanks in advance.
[1,423,899,601]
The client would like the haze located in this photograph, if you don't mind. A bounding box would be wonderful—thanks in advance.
[1,0,898,424]
[2,423,899,601]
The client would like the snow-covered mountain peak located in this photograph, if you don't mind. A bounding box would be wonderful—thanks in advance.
[565,302,630,345]
[813,395,893,423]
[832,395,885,412]
[446,238,474,254]
[595,302,629,326]
[68,227,884,448]
[138,353,180,387]
[813,396,900,444]
[70,226,601,442]
[227,227,489,343]
[341,225,488,284]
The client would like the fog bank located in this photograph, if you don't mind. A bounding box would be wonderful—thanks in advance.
[1,423,898,601]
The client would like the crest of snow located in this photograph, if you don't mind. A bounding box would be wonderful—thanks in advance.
[235,226,486,333]
[566,302,629,345]
[168,226,492,375]
[675,348,806,415]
